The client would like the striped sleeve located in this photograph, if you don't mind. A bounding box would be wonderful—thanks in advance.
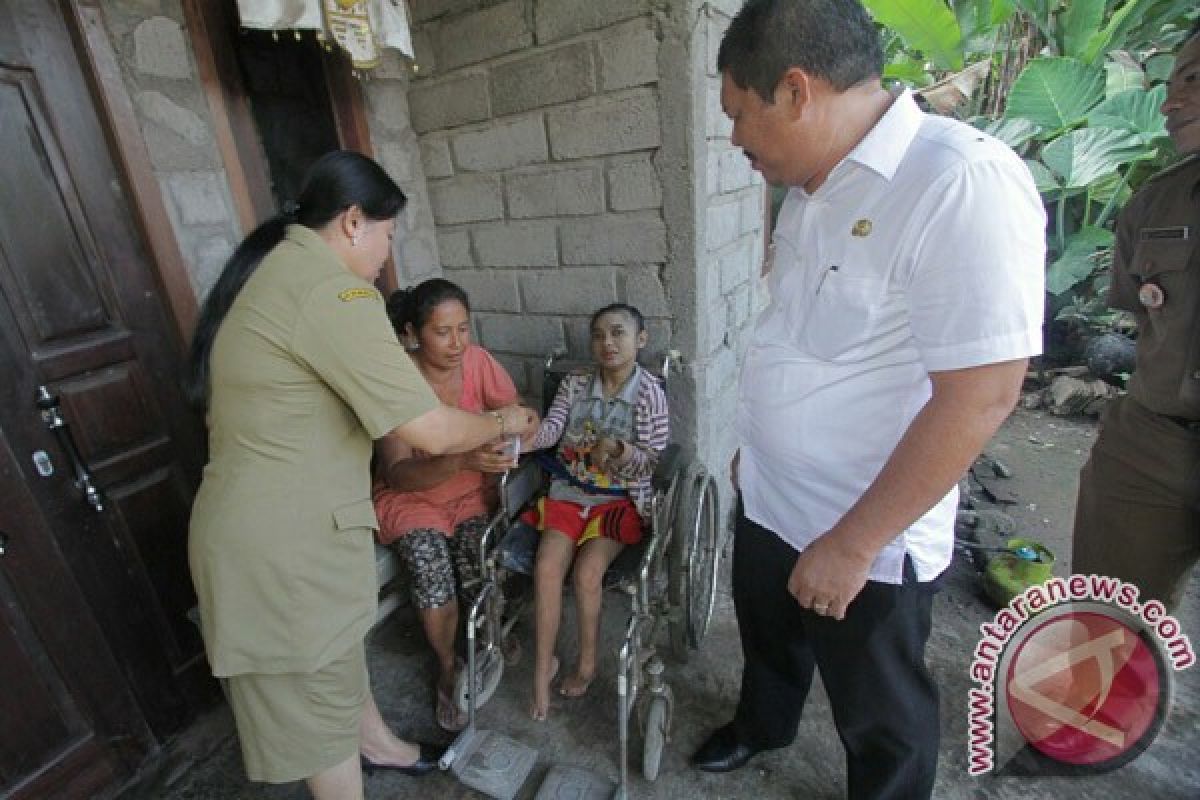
[613,370,669,481]
[528,373,581,450]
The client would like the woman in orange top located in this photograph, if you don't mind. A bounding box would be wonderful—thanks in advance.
[373,278,521,731]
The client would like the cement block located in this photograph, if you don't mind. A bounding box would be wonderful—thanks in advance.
[477,313,565,355]
[398,233,440,284]
[420,136,454,179]
[437,229,473,267]
[706,147,720,197]
[706,8,731,78]
[451,269,521,312]
[719,148,756,194]
[547,89,661,160]
[706,78,733,139]
[366,82,413,132]
[490,42,595,117]
[618,266,670,317]
[560,212,667,265]
[492,353,531,395]
[598,18,659,91]
[607,155,661,211]
[705,200,741,252]
[521,268,617,315]
[472,220,559,267]
[410,0,478,24]
[435,1,533,71]
[534,0,653,44]
[452,115,549,172]
[507,166,605,218]
[134,17,191,80]
[562,316,594,359]
[376,139,416,185]
[412,28,437,75]
[718,235,756,294]
[739,188,764,235]
[409,72,490,133]
[167,171,231,226]
[429,174,504,225]
[136,90,217,170]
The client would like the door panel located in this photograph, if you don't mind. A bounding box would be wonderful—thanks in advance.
[0,0,211,795]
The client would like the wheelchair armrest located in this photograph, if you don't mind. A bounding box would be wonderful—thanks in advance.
[500,457,544,516]
[651,443,681,492]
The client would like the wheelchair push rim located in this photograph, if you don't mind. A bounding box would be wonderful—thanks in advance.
[685,469,720,648]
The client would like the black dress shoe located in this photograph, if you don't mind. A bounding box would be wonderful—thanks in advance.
[360,742,445,777]
[691,724,762,773]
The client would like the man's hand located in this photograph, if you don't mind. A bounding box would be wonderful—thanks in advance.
[461,442,515,474]
[787,530,876,621]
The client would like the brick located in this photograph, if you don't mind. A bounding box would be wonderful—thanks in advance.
[409,72,490,133]
[136,90,216,171]
[739,188,764,235]
[718,235,756,294]
[598,18,659,91]
[452,115,549,172]
[134,17,191,80]
[547,89,661,160]
[706,78,733,139]
[562,316,594,360]
[450,270,521,312]
[560,212,667,265]
[435,1,533,71]
[398,233,440,283]
[706,147,720,197]
[607,155,661,211]
[507,166,605,218]
[521,268,617,314]
[535,0,652,44]
[412,29,437,75]
[436,229,472,267]
[410,0,479,24]
[366,82,413,132]
[492,353,531,395]
[719,148,756,193]
[420,136,454,179]
[471,220,559,267]
[619,266,669,317]
[705,200,741,252]
[490,42,595,117]
[706,8,732,78]
[429,174,504,225]
[478,313,566,354]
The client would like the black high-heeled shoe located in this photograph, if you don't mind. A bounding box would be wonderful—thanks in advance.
[360,742,445,777]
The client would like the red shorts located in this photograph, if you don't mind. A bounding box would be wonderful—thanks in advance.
[520,497,643,546]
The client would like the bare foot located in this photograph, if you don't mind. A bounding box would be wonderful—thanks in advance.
[558,669,594,698]
[529,656,559,721]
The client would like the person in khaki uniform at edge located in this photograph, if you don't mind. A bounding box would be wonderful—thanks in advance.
[1072,20,1200,613]
[186,151,537,800]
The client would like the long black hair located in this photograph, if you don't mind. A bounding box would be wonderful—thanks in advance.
[184,151,406,409]
[385,278,471,339]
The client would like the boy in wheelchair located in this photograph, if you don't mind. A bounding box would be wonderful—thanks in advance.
[516,303,669,721]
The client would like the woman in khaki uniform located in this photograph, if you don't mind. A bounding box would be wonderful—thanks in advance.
[185,151,535,799]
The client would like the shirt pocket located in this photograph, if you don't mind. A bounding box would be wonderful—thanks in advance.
[331,498,379,534]
[797,272,889,361]
[1129,237,1195,303]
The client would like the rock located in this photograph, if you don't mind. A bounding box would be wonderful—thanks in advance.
[1085,332,1136,380]
[1044,375,1118,417]
[1021,391,1043,410]
[991,458,1013,479]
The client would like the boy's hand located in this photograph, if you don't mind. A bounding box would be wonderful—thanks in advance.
[589,437,625,470]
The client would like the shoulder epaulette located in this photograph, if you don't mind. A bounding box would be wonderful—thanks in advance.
[1143,153,1200,186]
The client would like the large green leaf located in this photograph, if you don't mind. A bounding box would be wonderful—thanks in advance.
[1005,58,1106,132]
[1081,0,1158,64]
[884,55,933,86]
[1088,86,1167,143]
[1104,57,1144,97]
[1024,158,1060,195]
[1046,227,1115,295]
[1012,0,1054,42]
[1041,127,1146,190]
[1059,0,1106,60]
[1145,53,1174,83]
[863,0,964,71]
[979,117,1042,150]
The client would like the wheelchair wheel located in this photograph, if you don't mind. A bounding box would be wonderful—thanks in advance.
[641,695,669,781]
[455,647,504,713]
[667,466,719,660]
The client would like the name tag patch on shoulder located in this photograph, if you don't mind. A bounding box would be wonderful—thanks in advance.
[337,288,377,302]
[1140,226,1189,241]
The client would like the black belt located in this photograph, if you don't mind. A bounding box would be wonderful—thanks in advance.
[1163,414,1200,433]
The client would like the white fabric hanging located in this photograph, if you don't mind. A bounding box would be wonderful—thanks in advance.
[236,0,413,67]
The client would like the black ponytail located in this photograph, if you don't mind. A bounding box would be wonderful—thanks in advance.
[184,151,407,409]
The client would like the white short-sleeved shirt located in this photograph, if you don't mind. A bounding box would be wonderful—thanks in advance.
[736,90,1046,584]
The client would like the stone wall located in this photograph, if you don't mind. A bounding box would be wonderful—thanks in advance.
[406,0,671,398]
[98,2,440,297]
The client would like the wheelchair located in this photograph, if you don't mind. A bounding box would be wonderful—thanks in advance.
[451,349,722,797]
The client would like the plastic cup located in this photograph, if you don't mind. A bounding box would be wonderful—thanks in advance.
[500,434,521,468]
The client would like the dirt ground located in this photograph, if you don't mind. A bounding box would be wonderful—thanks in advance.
[120,409,1199,799]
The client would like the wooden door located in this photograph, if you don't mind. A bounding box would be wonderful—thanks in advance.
[0,0,210,795]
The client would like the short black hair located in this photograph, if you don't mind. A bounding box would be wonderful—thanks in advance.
[717,0,884,100]
[590,303,646,333]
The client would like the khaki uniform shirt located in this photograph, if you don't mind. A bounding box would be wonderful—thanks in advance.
[1109,154,1200,420]
[189,225,437,676]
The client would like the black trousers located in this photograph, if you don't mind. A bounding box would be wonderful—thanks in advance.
[731,502,941,800]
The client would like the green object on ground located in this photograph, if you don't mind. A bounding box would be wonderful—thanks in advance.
[983,538,1055,608]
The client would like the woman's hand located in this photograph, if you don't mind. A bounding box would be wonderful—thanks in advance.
[588,437,626,471]
[460,442,515,474]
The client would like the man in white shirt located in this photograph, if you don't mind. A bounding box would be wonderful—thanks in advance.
[691,1,1045,796]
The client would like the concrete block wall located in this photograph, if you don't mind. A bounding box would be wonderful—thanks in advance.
[406,0,670,399]
[100,1,241,298]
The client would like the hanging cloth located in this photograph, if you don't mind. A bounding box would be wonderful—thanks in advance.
[235,0,414,69]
